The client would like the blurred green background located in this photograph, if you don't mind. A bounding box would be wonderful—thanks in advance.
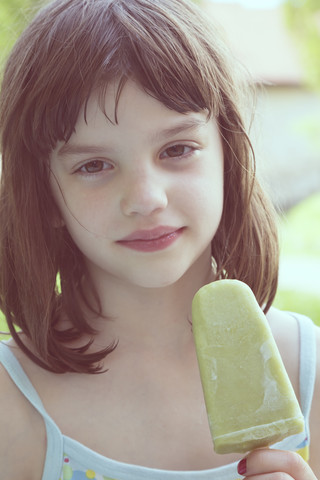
[0,0,319,341]
[274,192,320,326]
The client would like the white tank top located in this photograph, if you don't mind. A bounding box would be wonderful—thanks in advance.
[0,313,316,480]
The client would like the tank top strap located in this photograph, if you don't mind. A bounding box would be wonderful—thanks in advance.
[294,313,317,437]
[0,341,63,480]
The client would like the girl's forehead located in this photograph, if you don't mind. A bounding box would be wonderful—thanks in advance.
[77,79,210,131]
[52,80,216,159]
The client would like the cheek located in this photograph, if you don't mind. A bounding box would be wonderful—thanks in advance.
[179,158,224,218]
[198,181,224,233]
[50,174,108,235]
[188,161,224,238]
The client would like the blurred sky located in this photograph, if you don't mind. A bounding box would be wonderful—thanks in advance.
[209,0,285,8]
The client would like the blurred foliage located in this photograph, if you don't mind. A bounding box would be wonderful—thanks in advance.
[278,192,320,257]
[0,0,205,69]
[275,289,320,326]
[284,0,320,90]
[0,314,9,341]
[0,0,46,67]
[275,192,320,326]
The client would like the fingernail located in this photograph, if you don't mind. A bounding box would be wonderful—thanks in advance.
[237,458,247,476]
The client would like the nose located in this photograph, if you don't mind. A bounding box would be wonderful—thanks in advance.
[120,170,168,217]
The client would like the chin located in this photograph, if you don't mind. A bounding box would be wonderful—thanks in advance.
[131,264,191,289]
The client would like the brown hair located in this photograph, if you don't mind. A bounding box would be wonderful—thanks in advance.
[0,0,279,373]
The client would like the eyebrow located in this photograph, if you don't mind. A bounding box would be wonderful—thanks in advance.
[152,117,207,141]
[57,117,207,158]
[57,144,110,158]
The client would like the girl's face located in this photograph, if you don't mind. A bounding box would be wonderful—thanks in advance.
[50,80,224,290]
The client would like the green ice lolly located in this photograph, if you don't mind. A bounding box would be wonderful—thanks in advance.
[192,279,304,454]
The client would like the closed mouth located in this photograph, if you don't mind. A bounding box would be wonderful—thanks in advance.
[117,227,185,252]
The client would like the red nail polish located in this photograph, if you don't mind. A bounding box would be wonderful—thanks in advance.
[237,458,247,476]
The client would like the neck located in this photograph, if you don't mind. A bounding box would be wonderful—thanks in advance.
[86,251,215,353]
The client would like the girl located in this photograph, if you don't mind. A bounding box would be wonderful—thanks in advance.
[0,0,319,479]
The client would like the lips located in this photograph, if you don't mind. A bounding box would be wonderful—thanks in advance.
[117,226,184,252]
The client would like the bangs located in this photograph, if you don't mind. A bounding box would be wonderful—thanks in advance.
[2,0,228,157]
[105,0,221,115]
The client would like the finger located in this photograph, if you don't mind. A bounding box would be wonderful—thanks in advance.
[240,474,292,480]
[237,449,317,479]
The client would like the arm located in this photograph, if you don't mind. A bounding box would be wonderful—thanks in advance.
[0,364,46,480]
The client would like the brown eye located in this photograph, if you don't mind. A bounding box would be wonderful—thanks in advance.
[82,160,105,173]
[161,145,193,159]
[166,145,186,157]
[77,159,112,174]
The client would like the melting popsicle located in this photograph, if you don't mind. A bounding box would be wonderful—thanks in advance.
[192,279,304,454]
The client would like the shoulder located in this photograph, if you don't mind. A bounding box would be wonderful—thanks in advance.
[0,351,46,479]
[266,307,319,378]
[266,307,300,394]
[266,307,300,349]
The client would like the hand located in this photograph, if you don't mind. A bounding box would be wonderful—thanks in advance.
[237,449,318,480]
